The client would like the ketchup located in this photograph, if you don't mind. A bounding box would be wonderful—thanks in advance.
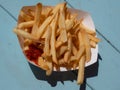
[24,44,43,65]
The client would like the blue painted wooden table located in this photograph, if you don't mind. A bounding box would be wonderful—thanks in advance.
[0,0,120,90]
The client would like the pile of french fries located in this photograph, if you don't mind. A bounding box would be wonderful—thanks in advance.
[13,2,100,84]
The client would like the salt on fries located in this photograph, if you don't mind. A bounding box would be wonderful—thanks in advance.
[13,2,100,85]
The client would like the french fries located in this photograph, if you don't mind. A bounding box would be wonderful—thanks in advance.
[44,25,51,56]
[18,21,34,29]
[13,2,100,85]
[81,29,91,62]
[31,3,42,36]
[50,12,58,64]
[64,33,72,63]
[77,55,85,84]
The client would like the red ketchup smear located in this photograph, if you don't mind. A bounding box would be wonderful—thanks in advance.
[24,44,43,65]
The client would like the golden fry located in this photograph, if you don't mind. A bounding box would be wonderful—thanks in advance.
[90,40,96,48]
[88,34,100,43]
[46,60,53,76]
[50,13,58,64]
[58,8,65,28]
[44,25,51,56]
[74,31,85,60]
[65,19,74,31]
[58,7,67,43]
[32,3,42,35]
[76,46,85,60]
[23,39,32,46]
[57,45,67,58]
[64,33,72,63]
[81,29,91,62]
[55,41,63,49]
[59,30,67,43]
[38,57,49,71]
[77,55,85,84]
[18,21,34,29]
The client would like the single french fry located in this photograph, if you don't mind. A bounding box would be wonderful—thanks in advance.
[64,33,72,63]
[42,55,53,76]
[38,57,49,71]
[44,25,51,56]
[50,13,58,64]
[57,45,67,58]
[81,29,91,62]
[34,3,42,25]
[59,30,67,43]
[76,46,85,60]
[67,33,72,52]
[56,30,67,48]
[23,39,32,46]
[46,60,53,76]
[77,55,85,84]
[58,7,67,43]
[55,41,63,49]
[90,40,96,48]
[88,34,100,43]
[72,42,78,56]
[18,21,34,29]
[58,7,65,28]
[32,3,42,36]
[65,19,74,31]
[64,51,70,63]
[73,31,85,60]
[78,31,84,47]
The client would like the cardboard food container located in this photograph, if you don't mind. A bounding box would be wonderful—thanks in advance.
[17,5,98,75]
